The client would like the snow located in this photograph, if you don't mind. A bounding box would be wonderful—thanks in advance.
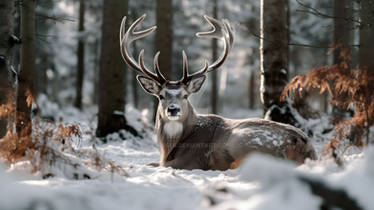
[1,99,374,210]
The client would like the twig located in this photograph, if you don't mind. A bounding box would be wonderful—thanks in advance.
[288,43,359,49]
[37,13,76,23]
[250,31,359,49]
[295,0,361,24]
[36,34,58,38]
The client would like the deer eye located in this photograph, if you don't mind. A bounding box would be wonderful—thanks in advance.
[183,95,188,99]
[159,95,165,100]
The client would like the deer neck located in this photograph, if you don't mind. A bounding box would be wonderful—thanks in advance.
[156,102,197,163]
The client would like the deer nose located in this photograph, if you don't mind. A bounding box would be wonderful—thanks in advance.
[167,106,180,116]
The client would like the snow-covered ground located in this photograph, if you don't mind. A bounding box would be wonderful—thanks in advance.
[0,99,372,210]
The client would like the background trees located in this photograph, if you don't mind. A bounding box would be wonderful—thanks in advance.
[0,0,371,145]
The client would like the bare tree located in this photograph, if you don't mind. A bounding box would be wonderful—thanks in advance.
[260,0,294,124]
[74,0,86,109]
[154,0,173,119]
[0,0,16,138]
[16,0,36,137]
[96,0,137,138]
[210,0,219,114]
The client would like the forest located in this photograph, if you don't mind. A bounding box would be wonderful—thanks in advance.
[0,0,373,209]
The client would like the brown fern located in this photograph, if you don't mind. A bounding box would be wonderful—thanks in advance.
[282,48,374,150]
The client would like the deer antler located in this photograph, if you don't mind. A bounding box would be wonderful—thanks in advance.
[182,15,233,84]
[120,14,167,85]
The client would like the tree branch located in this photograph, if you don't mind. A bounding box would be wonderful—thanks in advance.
[36,13,75,23]
[250,31,359,49]
[295,0,361,24]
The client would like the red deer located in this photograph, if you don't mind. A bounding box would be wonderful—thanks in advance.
[119,14,317,170]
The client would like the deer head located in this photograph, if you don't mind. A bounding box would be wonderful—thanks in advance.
[120,14,233,122]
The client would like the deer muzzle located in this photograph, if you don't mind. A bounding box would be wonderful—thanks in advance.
[166,104,181,120]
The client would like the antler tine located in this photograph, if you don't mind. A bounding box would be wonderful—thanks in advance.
[120,14,167,84]
[196,15,224,39]
[185,60,209,82]
[120,16,127,43]
[195,15,233,73]
[181,51,189,82]
[138,50,161,83]
[223,19,234,47]
[181,50,209,83]
[120,14,154,73]
[153,51,167,84]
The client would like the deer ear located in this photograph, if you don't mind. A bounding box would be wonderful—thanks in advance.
[187,75,206,93]
[137,75,161,95]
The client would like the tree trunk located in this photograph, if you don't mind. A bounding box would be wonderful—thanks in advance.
[132,42,139,108]
[248,71,256,109]
[34,0,56,98]
[93,37,100,105]
[333,0,351,63]
[359,1,374,70]
[154,0,173,121]
[211,0,219,114]
[74,0,85,109]
[97,0,137,138]
[129,11,139,109]
[0,0,16,138]
[35,54,48,95]
[332,0,352,118]
[17,0,36,137]
[359,0,374,145]
[260,0,294,124]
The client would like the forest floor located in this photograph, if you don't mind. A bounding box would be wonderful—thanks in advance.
[0,96,373,210]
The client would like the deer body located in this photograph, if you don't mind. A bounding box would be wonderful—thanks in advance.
[156,97,316,170]
[120,14,317,170]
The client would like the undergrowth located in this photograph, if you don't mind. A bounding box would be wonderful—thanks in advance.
[282,48,374,154]
[0,92,128,179]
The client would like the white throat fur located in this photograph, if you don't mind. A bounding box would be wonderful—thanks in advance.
[163,122,183,138]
